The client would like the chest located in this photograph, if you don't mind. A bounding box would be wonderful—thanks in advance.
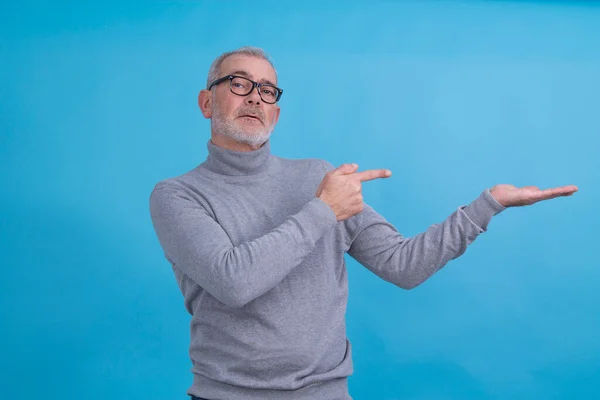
[201,174,322,245]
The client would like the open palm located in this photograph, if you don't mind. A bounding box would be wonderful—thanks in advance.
[490,184,578,207]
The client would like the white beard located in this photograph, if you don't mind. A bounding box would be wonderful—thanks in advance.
[211,102,275,147]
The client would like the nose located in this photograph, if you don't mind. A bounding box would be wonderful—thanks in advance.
[245,85,262,105]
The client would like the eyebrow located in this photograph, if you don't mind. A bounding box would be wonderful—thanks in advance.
[228,70,277,87]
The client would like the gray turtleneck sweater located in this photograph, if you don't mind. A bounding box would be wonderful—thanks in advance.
[148,139,506,400]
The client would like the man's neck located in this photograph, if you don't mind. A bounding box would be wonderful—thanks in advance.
[211,133,265,152]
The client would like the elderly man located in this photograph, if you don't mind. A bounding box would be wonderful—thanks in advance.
[149,46,577,400]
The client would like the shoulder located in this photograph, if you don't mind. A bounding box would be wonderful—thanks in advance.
[149,165,204,203]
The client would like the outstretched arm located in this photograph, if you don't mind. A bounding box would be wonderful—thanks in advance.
[346,188,506,289]
[346,183,578,289]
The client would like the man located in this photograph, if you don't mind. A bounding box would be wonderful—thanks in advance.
[149,46,578,400]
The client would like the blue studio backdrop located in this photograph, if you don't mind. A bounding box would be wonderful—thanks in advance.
[1,1,599,399]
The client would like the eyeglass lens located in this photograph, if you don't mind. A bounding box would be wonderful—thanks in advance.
[230,76,278,103]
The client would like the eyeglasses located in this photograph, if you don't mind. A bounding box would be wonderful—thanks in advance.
[207,75,283,104]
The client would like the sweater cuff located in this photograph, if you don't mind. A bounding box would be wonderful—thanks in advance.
[307,197,338,229]
[461,188,506,231]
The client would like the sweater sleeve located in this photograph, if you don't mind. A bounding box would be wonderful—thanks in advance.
[345,188,506,289]
[149,184,338,308]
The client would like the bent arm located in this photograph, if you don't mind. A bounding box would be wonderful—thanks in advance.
[346,189,506,289]
[149,184,337,307]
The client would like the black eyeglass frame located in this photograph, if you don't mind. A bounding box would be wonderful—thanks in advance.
[207,75,283,104]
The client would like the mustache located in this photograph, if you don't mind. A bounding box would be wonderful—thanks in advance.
[236,107,265,122]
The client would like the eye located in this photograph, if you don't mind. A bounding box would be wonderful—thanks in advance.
[231,77,251,90]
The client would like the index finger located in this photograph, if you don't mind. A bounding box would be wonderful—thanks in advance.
[353,169,392,182]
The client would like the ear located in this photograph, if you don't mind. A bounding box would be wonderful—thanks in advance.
[198,89,212,118]
[272,104,281,125]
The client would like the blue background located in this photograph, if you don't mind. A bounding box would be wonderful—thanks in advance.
[1,1,599,399]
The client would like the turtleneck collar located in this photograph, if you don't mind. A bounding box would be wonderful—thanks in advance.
[201,138,273,177]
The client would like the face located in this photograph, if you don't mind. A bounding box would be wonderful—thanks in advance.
[200,54,281,148]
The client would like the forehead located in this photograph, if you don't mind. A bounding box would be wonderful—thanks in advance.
[219,54,277,85]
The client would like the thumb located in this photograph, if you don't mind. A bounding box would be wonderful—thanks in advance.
[332,163,359,176]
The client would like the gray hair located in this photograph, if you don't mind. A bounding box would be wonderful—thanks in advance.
[206,46,278,89]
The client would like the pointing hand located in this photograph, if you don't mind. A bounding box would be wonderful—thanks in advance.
[316,163,392,221]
